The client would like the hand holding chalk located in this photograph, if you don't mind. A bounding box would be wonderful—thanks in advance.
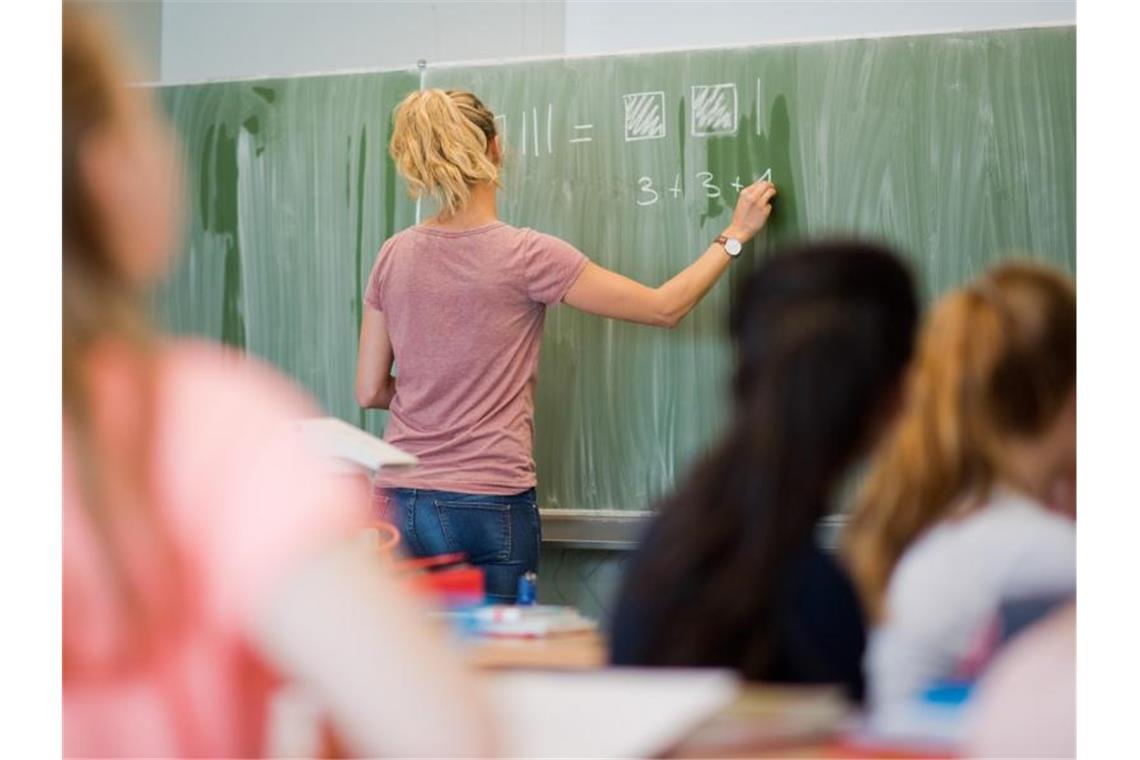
[726,180,777,243]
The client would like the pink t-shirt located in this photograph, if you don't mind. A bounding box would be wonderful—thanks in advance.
[64,341,367,758]
[364,222,589,495]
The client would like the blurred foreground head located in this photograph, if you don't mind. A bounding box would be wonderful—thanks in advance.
[63,3,181,378]
[848,261,1076,617]
[63,3,185,672]
[623,240,918,676]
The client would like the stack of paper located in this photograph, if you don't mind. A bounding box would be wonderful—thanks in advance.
[485,669,739,758]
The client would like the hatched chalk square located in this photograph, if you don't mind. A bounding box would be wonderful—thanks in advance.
[623,91,666,142]
[691,83,738,136]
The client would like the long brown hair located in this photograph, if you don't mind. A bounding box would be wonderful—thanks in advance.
[844,262,1076,620]
[614,242,918,694]
[63,5,182,674]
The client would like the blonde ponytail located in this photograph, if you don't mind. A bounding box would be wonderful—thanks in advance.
[389,89,499,217]
[844,262,1076,620]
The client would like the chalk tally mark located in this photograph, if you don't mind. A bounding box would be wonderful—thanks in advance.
[623,91,666,142]
[494,114,507,148]
[691,83,738,137]
[755,78,764,136]
[532,106,539,156]
[519,105,555,157]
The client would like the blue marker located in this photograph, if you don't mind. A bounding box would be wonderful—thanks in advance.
[516,571,538,605]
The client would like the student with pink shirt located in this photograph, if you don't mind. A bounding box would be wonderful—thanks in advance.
[356,89,776,601]
[63,7,493,757]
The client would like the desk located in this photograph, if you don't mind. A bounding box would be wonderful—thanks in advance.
[668,685,957,759]
[466,634,956,759]
[465,630,607,670]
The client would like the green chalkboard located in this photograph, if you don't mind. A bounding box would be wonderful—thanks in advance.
[156,69,420,433]
[426,26,1075,510]
[155,26,1075,512]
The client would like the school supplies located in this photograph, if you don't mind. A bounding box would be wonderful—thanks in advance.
[516,571,538,605]
[390,552,485,606]
[445,605,597,638]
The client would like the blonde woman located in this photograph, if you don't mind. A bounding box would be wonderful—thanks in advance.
[356,89,776,601]
[844,262,1076,729]
[64,8,492,756]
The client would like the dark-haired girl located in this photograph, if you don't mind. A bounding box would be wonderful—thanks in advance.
[609,241,919,702]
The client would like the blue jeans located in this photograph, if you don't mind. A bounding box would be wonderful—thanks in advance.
[381,487,540,603]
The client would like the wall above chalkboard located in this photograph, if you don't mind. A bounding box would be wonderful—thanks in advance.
[155,25,1075,513]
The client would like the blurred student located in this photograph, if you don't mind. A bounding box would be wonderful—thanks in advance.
[609,242,919,702]
[845,262,1076,725]
[965,603,1075,758]
[63,8,493,757]
[356,89,775,602]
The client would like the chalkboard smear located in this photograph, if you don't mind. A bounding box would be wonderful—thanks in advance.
[199,123,247,351]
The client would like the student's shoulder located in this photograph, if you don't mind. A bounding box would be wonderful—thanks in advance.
[160,339,318,432]
[987,491,1074,542]
[991,497,1075,588]
[889,494,1075,607]
[962,491,1075,571]
[885,523,977,614]
[784,544,862,610]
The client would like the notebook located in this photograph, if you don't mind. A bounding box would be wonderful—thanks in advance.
[291,417,417,472]
[485,668,739,758]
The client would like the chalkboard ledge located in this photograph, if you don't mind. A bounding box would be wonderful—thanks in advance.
[539,509,649,550]
[539,510,849,553]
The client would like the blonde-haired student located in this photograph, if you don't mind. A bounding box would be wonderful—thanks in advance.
[357,88,776,601]
[844,262,1076,727]
[63,8,492,757]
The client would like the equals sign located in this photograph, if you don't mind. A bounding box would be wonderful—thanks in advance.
[569,124,594,143]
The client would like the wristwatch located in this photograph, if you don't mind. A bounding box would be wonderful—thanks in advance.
[715,235,743,258]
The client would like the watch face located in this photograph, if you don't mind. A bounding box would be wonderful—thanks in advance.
[725,238,743,257]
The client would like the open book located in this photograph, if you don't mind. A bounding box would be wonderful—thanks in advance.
[486,669,739,758]
[291,417,417,472]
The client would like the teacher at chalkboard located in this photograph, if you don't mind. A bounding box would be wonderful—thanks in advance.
[355,88,776,602]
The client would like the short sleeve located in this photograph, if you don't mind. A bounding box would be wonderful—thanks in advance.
[523,231,589,305]
[363,238,395,311]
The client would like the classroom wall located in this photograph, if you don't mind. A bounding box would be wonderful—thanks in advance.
[159,0,566,83]
[105,1,1076,84]
[88,0,163,80]
[541,548,628,625]
[563,0,1075,54]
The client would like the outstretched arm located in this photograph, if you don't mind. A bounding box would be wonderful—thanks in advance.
[563,180,776,328]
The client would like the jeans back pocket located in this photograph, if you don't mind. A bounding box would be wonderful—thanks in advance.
[433,499,512,564]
